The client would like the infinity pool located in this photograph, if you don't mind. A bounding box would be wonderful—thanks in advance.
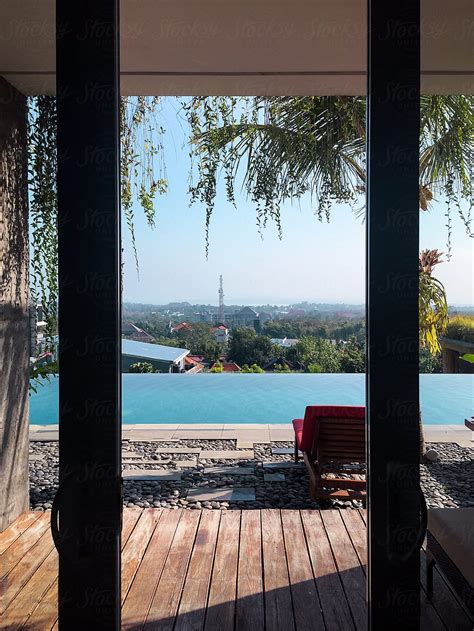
[29,373,473,425]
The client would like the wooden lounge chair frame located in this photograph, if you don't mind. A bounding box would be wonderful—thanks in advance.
[295,408,366,503]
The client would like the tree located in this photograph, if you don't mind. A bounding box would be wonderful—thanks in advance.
[227,328,277,367]
[241,363,264,373]
[186,96,472,256]
[288,336,342,372]
[339,338,365,373]
[419,249,449,354]
[419,348,442,373]
[174,323,223,361]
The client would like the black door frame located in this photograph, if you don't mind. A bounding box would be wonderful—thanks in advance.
[54,0,422,628]
[55,0,121,628]
[366,0,422,629]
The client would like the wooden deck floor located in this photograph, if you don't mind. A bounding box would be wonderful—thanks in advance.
[0,509,471,630]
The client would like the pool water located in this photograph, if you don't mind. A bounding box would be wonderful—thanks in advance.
[30,373,473,425]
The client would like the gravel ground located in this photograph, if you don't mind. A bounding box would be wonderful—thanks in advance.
[29,440,473,511]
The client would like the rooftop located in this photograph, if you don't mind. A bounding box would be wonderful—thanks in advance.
[122,339,189,364]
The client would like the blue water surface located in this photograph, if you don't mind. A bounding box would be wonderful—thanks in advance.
[29,373,473,425]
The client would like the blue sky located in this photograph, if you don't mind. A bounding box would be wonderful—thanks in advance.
[123,97,473,306]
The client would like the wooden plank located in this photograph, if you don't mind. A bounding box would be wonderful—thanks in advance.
[0,527,54,614]
[0,512,41,555]
[301,510,355,631]
[121,508,142,547]
[175,510,221,631]
[121,509,162,602]
[236,511,264,631]
[205,510,241,631]
[21,579,58,631]
[261,509,295,631]
[1,548,57,629]
[321,510,366,631]
[145,509,201,631]
[122,509,182,629]
[0,513,49,581]
[281,510,324,630]
[339,509,367,570]
[13,508,142,631]
[420,550,472,630]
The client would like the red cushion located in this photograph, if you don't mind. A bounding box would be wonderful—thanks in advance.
[292,418,304,449]
[293,405,365,452]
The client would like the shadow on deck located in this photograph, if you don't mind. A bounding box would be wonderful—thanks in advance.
[0,508,472,630]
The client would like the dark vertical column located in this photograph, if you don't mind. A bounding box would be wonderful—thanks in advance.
[56,1,121,628]
[366,1,421,629]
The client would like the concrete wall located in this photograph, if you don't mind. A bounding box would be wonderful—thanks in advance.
[0,78,29,531]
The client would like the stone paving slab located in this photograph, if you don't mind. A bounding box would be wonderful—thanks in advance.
[268,430,294,441]
[424,428,472,448]
[131,423,179,431]
[152,448,201,454]
[123,460,171,465]
[125,434,175,441]
[264,473,286,482]
[171,431,225,439]
[186,487,256,502]
[199,450,254,459]
[263,461,304,469]
[122,469,182,481]
[203,466,255,476]
[29,432,59,442]
[236,440,256,449]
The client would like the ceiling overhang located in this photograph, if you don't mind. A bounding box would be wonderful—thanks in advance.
[0,0,472,96]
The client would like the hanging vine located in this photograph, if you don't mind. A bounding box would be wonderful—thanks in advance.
[184,95,473,256]
[28,95,167,385]
[120,96,167,272]
[28,96,58,342]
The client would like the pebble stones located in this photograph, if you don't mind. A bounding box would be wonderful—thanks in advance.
[28,439,473,512]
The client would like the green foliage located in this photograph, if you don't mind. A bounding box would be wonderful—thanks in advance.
[28,97,58,342]
[460,354,474,364]
[273,363,292,373]
[210,361,223,373]
[129,362,155,373]
[339,338,365,373]
[419,250,449,354]
[263,318,365,342]
[419,348,442,373]
[29,361,58,393]
[288,336,342,372]
[120,97,168,272]
[241,363,264,373]
[174,322,222,361]
[227,328,277,367]
[445,315,474,344]
[185,95,473,255]
[28,95,166,345]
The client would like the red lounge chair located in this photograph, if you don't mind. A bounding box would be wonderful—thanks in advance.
[292,405,366,502]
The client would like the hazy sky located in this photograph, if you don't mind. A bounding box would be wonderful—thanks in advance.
[123,98,473,306]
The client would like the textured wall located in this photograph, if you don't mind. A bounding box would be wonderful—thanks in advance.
[0,77,29,531]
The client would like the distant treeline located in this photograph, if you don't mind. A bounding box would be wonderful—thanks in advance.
[262,318,365,342]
